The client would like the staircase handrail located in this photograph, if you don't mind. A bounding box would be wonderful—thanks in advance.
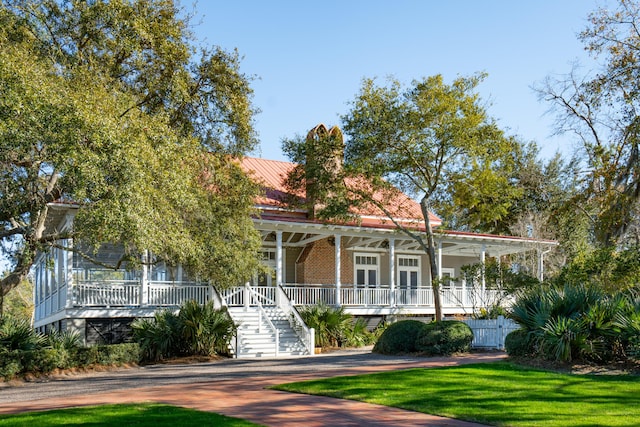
[277,285,315,355]
[247,284,279,357]
[211,286,239,357]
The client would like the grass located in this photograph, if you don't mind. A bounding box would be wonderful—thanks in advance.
[0,403,263,427]
[273,362,640,427]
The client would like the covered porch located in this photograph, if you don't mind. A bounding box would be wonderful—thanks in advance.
[33,216,555,328]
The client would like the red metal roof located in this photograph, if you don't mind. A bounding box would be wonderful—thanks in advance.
[240,157,442,226]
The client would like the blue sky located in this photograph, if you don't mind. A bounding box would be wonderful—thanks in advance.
[193,0,610,161]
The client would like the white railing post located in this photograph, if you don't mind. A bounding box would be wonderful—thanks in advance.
[141,251,149,306]
[389,238,395,307]
[65,239,74,308]
[276,230,283,287]
[335,234,341,306]
[244,282,251,310]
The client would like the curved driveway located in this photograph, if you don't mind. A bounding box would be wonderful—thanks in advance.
[0,348,506,426]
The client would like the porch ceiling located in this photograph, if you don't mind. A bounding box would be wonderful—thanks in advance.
[255,217,557,258]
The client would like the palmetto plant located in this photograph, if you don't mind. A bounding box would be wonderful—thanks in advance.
[509,284,639,363]
[44,329,83,369]
[132,301,237,362]
[0,316,45,352]
[613,289,640,361]
[299,303,353,348]
[132,309,182,362]
[179,300,236,356]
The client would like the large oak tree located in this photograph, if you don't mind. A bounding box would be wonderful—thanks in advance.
[283,74,519,321]
[0,0,263,313]
[539,0,640,248]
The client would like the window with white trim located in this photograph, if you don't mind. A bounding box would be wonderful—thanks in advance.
[440,267,455,289]
[397,256,420,289]
[256,249,277,286]
[354,254,379,287]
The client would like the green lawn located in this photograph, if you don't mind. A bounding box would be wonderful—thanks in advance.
[273,362,640,427]
[0,403,263,427]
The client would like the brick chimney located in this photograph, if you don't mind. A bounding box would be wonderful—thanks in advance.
[305,124,344,219]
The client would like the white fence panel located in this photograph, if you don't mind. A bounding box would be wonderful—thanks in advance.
[464,316,519,350]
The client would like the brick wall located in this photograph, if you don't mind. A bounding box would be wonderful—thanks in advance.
[296,238,354,284]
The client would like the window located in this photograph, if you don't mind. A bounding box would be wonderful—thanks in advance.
[354,254,379,287]
[397,256,420,289]
[440,268,455,289]
[256,249,278,286]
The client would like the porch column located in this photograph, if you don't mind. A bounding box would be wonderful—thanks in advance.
[480,244,486,296]
[437,241,443,279]
[389,238,395,306]
[65,238,74,308]
[538,249,550,282]
[276,230,283,287]
[335,234,341,306]
[141,250,149,306]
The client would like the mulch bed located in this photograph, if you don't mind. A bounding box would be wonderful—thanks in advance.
[510,356,640,375]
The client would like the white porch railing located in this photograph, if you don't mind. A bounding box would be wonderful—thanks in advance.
[280,284,502,310]
[74,280,141,306]
[67,280,506,313]
[72,280,210,307]
[148,282,211,306]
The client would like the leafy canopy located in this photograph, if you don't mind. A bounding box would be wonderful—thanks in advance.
[539,0,640,247]
[0,0,263,303]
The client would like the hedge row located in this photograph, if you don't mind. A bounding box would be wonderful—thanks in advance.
[373,320,473,356]
[0,343,141,381]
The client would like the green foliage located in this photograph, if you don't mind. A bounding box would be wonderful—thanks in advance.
[509,284,640,363]
[372,320,425,355]
[43,329,83,369]
[553,246,640,292]
[0,316,44,352]
[179,301,236,356]
[415,321,474,356]
[132,310,183,362]
[341,317,376,348]
[460,260,540,317]
[341,74,518,229]
[74,343,140,367]
[539,0,640,246]
[132,300,236,362]
[504,329,533,357]
[1,0,262,302]
[0,276,33,321]
[0,315,140,380]
[298,303,353,348]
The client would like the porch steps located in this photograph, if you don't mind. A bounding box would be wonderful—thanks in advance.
[227,306,310,358]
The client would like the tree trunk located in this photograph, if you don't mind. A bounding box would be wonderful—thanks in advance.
[420,196,443,322]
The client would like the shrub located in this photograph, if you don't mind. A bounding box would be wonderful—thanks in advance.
[373,320,425,355]
[45,330,83,369]
[132,310,182,362]
[179,301,236,356]
[0,317,44,352]
[509,283,640,363]
[299,303,352,348]
[342,317,374,348]
[504,329,533,357]
[132,300,236,362]
[415,320,474,356]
